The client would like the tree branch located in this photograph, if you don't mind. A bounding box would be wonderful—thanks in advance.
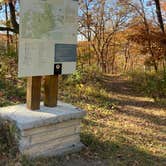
[8,1,19,34]
[0,26,17,33]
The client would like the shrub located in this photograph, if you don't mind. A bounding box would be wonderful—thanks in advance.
[145,72,166,100]
[129,70,166,101]
[0,60,8,78]
[0,119,19,157]
[62,64,102,85]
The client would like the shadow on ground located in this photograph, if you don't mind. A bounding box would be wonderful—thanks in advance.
[81,132,166,166]
[17,132,165,166]
[1,74,165,166]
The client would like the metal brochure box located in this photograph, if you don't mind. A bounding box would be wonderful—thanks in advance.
[19,0,78,77]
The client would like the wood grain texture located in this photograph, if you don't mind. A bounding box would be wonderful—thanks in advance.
[44,75,58,107]
[27,76,42,110]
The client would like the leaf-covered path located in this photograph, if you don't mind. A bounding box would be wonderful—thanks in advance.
[1,75,166,166]
[29,75,166,166]
[98,75,166,165]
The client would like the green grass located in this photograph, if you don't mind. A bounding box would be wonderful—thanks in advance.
[0,57,166,165]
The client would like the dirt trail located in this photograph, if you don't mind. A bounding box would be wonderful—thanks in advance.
[59,75,166,166]
[102,75,166,126]
[3,75,165,166]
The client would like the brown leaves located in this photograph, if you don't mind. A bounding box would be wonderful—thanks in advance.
[127,23,166,62]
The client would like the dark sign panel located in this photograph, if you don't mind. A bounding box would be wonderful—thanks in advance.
[55,44,77,62]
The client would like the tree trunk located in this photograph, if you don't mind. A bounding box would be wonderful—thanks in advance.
[5,3,10,54]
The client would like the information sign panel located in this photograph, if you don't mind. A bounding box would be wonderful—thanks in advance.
[19,0,78,77]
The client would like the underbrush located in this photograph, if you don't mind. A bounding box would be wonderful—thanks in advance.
[59,65,112,110]
[0,55,26,106]
[128,70,166,102]
[0,119,19,159]
[62,64,102,85]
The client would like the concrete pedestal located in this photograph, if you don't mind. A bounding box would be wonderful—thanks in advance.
[0,101,86,157]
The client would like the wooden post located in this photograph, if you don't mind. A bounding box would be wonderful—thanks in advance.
[44,75,58,107]
[27,76,42,110]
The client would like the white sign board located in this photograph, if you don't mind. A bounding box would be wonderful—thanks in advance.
[19,0,78,77]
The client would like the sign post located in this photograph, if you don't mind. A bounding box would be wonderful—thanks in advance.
[27,76,42,110]
[19,0,78,110]
[0,0,86,157]
[44,75,58,107]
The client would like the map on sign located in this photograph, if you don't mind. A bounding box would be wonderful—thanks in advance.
[19,0,78,77]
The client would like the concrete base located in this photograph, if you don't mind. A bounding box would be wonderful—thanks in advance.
[0,101,86,157]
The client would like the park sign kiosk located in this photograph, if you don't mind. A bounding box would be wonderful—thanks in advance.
[0,0,85,157]
[19,0,78,77]
[18,0,79,110]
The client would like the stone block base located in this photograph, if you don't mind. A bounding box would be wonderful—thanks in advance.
[0,101,86,157]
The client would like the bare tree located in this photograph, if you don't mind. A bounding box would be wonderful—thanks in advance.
[79,0,130,73]
[0,0,19,34]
